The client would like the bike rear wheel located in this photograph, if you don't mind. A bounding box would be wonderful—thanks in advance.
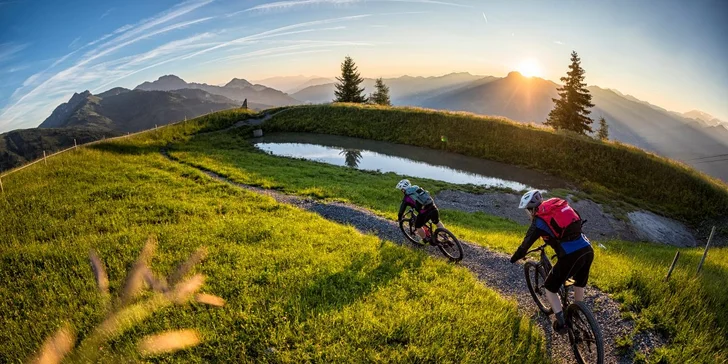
[524,262,553,315]
[566,301,604,364]
[434,228,463,262]
[399,213,425,246]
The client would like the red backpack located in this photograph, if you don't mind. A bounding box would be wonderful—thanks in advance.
[534,198,581,240]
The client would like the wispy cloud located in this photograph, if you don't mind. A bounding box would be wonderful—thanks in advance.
[241,0,357,13]
[554,40,564,45]
[0,42,30,63]
[241,0,469,13]
[482,12,487,23]
[184,15,369,60]
[201,40,373,65]
[68,37,82,49]
[0,0,215,129]
[99,7,115,20]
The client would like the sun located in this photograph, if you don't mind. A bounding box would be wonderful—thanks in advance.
[517,59,542,78]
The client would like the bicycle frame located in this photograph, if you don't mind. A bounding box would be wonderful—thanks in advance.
[526,243,570,307]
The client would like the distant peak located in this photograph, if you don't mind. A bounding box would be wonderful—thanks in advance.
[158,74,185,81]
[225,78,253,88]
[506,71,524,78]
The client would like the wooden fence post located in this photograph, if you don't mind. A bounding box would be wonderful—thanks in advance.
[74,139,77,149]
[665,250,680,281]
[697,226,716,274]
[43,150,47,165]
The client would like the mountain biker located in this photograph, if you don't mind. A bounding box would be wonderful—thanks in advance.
[396,179,444,244]
[509,190,594,334]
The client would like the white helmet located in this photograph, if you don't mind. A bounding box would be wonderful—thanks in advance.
[518,190,542,209]
[396,179,411,190]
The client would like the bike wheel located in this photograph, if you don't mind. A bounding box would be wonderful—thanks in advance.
[566,301,605,364]
[524,262,553,315]
[399,213,425,246]
[434,228,463,262]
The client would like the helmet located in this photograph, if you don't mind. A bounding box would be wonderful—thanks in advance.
[396,179,411,190]
[518,190,542,209]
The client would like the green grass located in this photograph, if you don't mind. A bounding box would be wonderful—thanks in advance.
[169,125,728,363]
[261,104,728,225]
[0,111,546,363]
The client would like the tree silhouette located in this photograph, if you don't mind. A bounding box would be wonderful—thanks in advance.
[334,56,367,103]
[370,78,391,106]
[597,116,609,140]
[545,51,595,134]
[339,149,363,168]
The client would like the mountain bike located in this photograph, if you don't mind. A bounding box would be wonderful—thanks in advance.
[523,243,604,364]
[399,207,464,262]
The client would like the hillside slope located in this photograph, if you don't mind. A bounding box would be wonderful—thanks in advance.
[0,127,119,172]
[291,73,486,105]
[420,73,728,181]
[262,104,728,224]
[0,110,546,363]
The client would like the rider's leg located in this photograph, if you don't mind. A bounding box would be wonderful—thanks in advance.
[572,247,595,303]
[545,289,564,315]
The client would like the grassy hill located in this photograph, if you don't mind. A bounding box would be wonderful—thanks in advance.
[0,109,545,363]
[2,105,727,362]
[0,127,120,173]
[259,104,728,226]
[167,107,728,362]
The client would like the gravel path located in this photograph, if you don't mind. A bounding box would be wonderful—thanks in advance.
[162,149,662,363]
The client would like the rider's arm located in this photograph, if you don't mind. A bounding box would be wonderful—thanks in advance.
[509,219,548,263]
[397,199,407,220]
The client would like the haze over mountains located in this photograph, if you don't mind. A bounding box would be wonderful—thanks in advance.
[2,72,726,183]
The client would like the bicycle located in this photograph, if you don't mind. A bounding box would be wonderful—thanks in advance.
[399,207,464,262]
[523,243,604,364]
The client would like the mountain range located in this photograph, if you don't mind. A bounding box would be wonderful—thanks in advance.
[2,72,726,182]
[135,75,298,107]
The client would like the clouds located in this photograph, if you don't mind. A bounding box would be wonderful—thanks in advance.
[241,0,470,13]
[0,0,216,130]
[0,42,30,63]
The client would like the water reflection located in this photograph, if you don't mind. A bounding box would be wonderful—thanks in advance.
[340,149,363,168]
[255,133,568,191]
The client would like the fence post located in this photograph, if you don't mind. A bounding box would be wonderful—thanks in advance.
[0,176,4,194]
[697,226,716,274]
[43,150,47,165]
[74,139,77,149]
[665,250,680,281]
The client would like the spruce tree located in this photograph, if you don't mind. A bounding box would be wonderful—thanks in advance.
[597,116,609,140]
[370,78,391,106]
[334,56,367,103]
[545,51,595,134]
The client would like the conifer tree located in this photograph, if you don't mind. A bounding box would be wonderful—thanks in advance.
[370,78,391,106]
[545,51,595,134]
[334,56,367,103]
[597,116,609,140]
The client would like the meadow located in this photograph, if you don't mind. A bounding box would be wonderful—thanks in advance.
[168,114,728,363]
[0,110,546,363]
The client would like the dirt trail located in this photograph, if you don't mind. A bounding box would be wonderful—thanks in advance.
[163,146,662,364]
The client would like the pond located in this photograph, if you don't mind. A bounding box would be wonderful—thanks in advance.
[254,133,567,191]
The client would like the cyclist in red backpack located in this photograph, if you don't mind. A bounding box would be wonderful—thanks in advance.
[509,190,594,334]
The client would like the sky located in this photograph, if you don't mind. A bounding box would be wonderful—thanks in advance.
[0,0,727,132]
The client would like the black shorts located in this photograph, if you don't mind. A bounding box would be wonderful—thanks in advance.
[415,206,440,228]
[544,245,594,293]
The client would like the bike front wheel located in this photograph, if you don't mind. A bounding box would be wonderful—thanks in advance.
[399,213,425,246]
[434,228,463,262]
[524,262,553,315]
[566,301,604,364]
